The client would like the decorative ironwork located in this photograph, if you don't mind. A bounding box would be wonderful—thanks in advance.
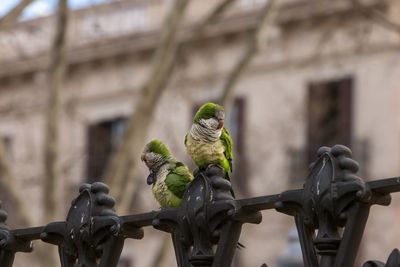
[363,249,400,267]
[0,201,33,267]
[276,145,391,267]
[1,145,400,267]
[41,182,143,267]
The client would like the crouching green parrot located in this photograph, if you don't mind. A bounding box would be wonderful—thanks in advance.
[141,139,193,208]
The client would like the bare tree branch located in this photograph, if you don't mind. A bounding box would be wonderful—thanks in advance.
[190,0,236,41]
[178,0,237,65]
[219,0,277,108]
[0,1,58,266]
[40,1,69,266]
[298,16,348,67]
[43,0,68,222]
[351,0,400,35]
[0,140,32,226]
[0,0,35,30]
[104,0,190,213]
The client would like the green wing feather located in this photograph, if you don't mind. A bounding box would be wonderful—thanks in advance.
[220,127,236,197]
[165,162,193,199]
[220,127,233,172]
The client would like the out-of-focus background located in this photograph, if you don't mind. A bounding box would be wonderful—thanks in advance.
[1,0,400,266]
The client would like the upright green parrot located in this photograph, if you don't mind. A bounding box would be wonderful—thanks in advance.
[141,139,193,208]
[185,102,233,182]
[185,105,244,248]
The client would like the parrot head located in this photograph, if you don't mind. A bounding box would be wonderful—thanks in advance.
[193,102,225,130]
[141,139,172,185]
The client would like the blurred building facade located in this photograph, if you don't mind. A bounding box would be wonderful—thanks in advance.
[1,0,400,266]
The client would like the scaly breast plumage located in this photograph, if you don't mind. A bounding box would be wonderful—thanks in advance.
[152,167,181,207]
[186,136,225,167]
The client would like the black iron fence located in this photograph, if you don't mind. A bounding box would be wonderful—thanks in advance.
[1,144,400,267]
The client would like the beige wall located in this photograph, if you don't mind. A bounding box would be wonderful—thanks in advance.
[1,0,400,266]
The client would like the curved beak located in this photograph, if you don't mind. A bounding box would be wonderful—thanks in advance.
[217,119,224,129]
[141,153,146,162]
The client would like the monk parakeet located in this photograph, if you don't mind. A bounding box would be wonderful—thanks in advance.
[141,139,193,208]
[185,102,233,182]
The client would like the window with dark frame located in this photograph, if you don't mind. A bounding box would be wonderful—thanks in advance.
[288,77,354,184]
[86,117,127,183]
[226,98,249,196]
[306,77,353,164]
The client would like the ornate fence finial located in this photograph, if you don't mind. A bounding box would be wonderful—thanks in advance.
[363,248,400,267]
[41,182,136,267]
[276,145,394,267]
[0,201,33,267]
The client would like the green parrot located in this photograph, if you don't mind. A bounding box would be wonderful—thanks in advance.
[185,106,244,248]
[141,139,193,208]
[185,102,233,182]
